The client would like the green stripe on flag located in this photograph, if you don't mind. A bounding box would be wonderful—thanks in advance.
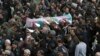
[51,17,59,24]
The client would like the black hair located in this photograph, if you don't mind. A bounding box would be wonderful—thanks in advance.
[78,35,84,42]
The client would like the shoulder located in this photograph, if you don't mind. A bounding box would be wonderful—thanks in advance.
[76,42,86,48]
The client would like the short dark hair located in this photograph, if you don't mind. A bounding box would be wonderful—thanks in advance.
[78,35,84,42]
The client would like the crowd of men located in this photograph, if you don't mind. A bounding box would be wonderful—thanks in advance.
[0,0,100,56]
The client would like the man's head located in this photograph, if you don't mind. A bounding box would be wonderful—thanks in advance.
[95,52,100,56]
[36,50,44,56]
[78,35,84,42]
[57,38,63,46]
[12,41,18,49]
[5,39,11,46]
[24,49,31,56]
[64,7,69,14]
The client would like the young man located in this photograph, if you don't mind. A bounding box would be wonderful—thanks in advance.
[75,35,87,56]
[55,38,69,56]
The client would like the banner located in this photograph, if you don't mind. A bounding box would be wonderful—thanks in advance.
[25,16,72,27]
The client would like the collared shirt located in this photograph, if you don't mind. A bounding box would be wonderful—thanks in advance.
[75,42,87,56]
